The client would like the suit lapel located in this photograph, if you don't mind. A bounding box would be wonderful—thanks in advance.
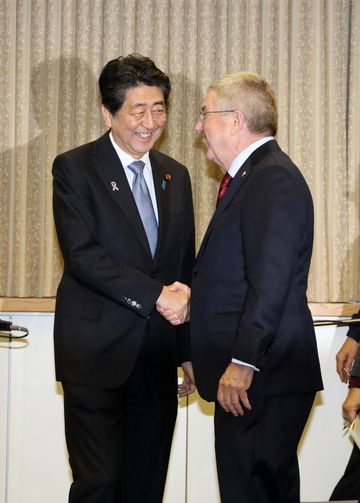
[150,151,171,264]
[196,161,251,264]
[91,133,152,256]
[196,140,281,265]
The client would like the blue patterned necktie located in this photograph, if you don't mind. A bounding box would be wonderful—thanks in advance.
[127,160,158,257]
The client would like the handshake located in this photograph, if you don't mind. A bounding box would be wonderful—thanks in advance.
[156,281,191,325]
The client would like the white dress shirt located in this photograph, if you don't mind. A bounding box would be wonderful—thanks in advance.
[109,132,159,222]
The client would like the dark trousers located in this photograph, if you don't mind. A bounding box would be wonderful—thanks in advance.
[214,392,315,503]
[330,443,360,501]
[62,333,178,503]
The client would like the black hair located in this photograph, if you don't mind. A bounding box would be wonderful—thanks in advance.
[99,53,171,115]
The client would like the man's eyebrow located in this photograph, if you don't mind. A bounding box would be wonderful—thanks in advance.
[131,100,165,108]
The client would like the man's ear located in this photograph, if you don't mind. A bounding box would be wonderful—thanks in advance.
[101,105,112,129]
[230,109,245,135]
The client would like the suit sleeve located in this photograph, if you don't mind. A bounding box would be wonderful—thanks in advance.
[347,310,360,379]
[348,310,360,343]
[52,153,163,317]
[232,165,312,368]
[350,348,360,378]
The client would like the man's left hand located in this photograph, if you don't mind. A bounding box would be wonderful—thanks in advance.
[178,361,196,397]
[217,362,253,417]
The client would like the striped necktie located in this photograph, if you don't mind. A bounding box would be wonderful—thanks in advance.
[216,172,232,206]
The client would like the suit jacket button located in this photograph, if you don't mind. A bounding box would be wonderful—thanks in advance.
[193,271,198,278]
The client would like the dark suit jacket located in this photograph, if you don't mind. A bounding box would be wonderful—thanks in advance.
[349,310,360,377]
[52,131,195,388]
[190,140,323,401]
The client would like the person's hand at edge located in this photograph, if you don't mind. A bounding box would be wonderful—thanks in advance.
[343,387,360,423]
[336,337,359,383]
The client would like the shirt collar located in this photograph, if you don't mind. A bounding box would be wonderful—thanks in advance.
[228,136,274,178]
[109,131,150,168]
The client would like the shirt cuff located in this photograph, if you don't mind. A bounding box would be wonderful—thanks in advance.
[231,358,260,372]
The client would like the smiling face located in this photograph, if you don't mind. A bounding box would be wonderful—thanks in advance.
[102,85,167,159]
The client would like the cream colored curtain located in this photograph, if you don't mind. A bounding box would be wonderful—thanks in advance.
[0,0,359,301]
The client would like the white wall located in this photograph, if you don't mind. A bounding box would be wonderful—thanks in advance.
[0,312,354,502]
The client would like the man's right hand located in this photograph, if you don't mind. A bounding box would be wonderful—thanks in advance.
[156,283,190,325]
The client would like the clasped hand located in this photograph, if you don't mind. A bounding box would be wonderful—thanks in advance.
[156,281,191,325]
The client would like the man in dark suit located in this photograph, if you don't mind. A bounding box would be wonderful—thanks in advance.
[52,54,195,503]
[187,72,323,503]
[330,309,360,500]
